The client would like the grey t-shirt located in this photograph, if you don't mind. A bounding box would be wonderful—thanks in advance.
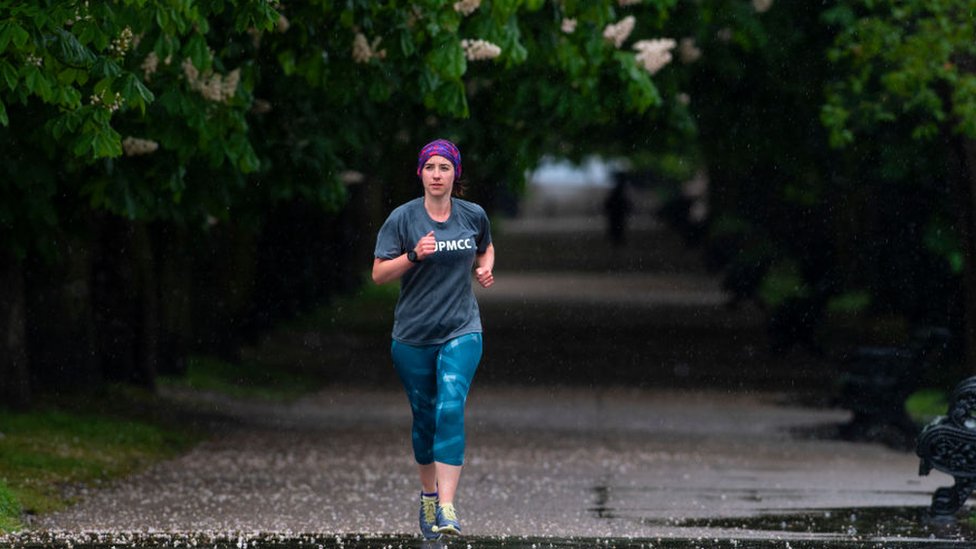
[374,197,492,345]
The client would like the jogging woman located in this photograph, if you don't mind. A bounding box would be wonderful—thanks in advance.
[372,138,495,539]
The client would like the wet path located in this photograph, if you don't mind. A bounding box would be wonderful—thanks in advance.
[18,386,951,542]
[5,215,968,546]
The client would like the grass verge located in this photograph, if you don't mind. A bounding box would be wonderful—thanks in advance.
[1,281,397,534]
[905,388,949,425]
[0,386,199,534]
[160,278,398,401]
[158,354,323,402]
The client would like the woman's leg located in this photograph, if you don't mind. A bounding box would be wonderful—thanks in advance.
[432,333,483,504]
[391,340,439,473]
[435,464,463,505]
[418,463,437,494]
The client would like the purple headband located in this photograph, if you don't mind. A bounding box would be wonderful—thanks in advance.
[416,139,462,181]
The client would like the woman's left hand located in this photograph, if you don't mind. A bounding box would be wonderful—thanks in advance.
[475,267,494,288]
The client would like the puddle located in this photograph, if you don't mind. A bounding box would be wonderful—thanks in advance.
[647,506,973,544]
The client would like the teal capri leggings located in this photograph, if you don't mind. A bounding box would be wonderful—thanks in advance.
[391,332,482,467]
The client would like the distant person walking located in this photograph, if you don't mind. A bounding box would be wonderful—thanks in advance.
[604,177,633,247]
[371,138,495,539]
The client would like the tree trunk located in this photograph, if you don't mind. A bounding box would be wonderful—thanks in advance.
[0,257,31,409]
[25,236,101,394]
[191,223,254,362]
[155,223,191,377]
[133,221,159,389]
[92,216,157,388]
[954,136,976,372]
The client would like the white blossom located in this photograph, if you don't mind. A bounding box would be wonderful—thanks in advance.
[108,27,134,57]
[352,33,371,63]
[561,18,577,34]
[25,53,42,67]
[753,0,774,13]
[677,92,691,105]
[90,91,124,112]
[181,58,199,82]
[603,16,635,49]
[352,33,386,64]
[679,37,701,64]
[141,51,159,80]
[181,59,240,103]
[617,0,642,5]
[453,0,481,16]
[633,38,676,75]
[461,39,501,61]
[66,1,92,26]
[221,69,240,100]
[276,14,290,33]
[122,137,159,156]
[340,170,365,184]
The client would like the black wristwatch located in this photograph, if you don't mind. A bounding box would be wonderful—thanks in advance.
[407,250,420,263]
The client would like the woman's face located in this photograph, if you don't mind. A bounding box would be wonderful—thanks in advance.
[421,154,455,198]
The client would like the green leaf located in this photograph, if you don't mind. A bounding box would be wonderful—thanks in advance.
[55,84,82,107]
[427,38,465,80]
[432,80,468,117]
[53,28,96,67]
[0,22,12,54]
[277,50,296,75]
[437,8,461,33]
[92,58,122,78]
[75,19,103,49]
[239,146,260,173]
[0,98,7,126]
[22,66,54,100]
[155,7,171,31]
[120,73,155,112]
[92,127,122,158]
[185,35,210,70]
[0,60,17,90]
[368,77,391,102]
[9,22,30,50]
[399,29,415,57]
[73,133,95,156]
[492,0,520,19]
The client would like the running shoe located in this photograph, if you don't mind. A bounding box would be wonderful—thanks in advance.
[434,502,461,536]
[419,493,440,540]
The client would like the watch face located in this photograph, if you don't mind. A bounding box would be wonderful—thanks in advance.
[408,250,418,262]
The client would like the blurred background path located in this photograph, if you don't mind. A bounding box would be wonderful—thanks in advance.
[475,213,832,395]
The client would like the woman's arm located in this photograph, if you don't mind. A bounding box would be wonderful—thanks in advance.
[474,243,495,288]
[372,256,413,285]
[372,230,438,285]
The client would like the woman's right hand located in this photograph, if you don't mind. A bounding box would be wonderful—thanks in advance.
[415,231,436,261]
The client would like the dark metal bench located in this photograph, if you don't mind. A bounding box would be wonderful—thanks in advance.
[836,327,950,449]
[916,376,976,518]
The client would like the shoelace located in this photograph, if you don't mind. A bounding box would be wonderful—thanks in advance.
[440,503,457,522]
[422,498,438,524]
